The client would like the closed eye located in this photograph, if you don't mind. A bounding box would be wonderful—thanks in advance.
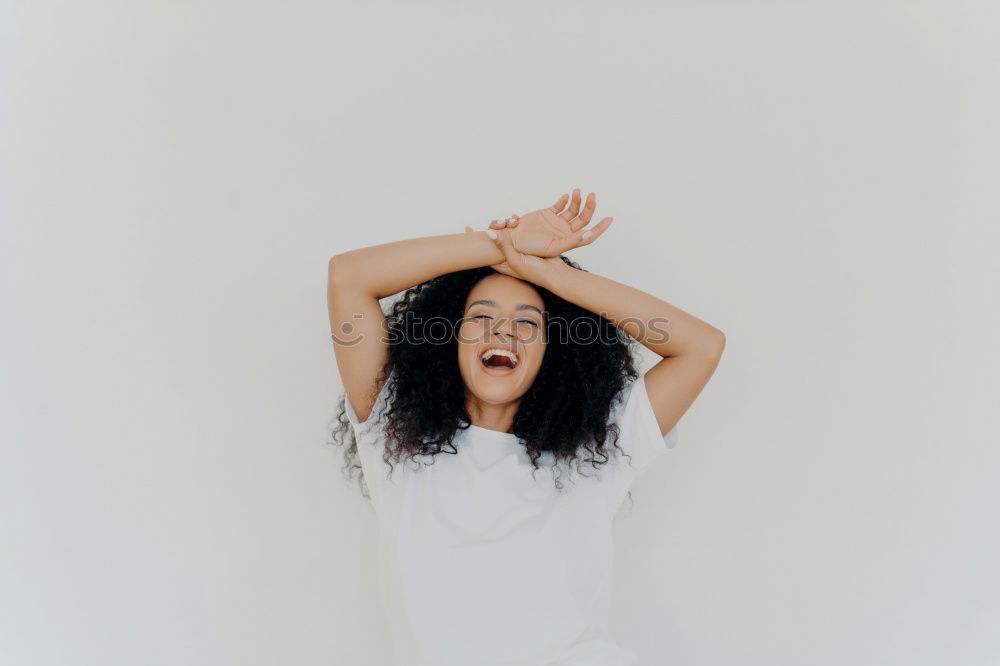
[470,314,539,327]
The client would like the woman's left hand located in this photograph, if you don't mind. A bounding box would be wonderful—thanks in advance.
[465,210,612,286]
[481,226,573,289]
[464,219,519,278]
[464,216,563,283]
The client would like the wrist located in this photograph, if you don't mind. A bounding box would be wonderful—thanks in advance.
[471,229,506,266]
[540,261,574,293]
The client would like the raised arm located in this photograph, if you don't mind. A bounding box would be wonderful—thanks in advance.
[486,226,726,437]
[327,190,613,424]
[327,230,511,424]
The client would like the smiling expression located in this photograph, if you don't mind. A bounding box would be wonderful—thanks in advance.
[457,274,548,406]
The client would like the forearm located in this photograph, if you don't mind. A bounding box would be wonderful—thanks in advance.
[545,266,724,358]
[328,231,504,299]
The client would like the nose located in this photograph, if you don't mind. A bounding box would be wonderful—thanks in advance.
[490,316,515,340]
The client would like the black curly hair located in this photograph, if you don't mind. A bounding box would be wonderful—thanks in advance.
[328,256,644,508]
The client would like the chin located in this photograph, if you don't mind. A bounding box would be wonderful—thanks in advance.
[467,381,520,405]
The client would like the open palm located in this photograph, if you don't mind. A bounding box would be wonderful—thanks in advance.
[464,187,614,281]
[510,188,613,257]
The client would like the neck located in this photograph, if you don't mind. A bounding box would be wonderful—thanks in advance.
[465,395,520,434]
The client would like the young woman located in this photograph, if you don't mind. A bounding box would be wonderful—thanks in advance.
[327,188,725,666]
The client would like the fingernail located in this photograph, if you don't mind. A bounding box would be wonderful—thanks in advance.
[487,230,498,239]
[582,230,593,240]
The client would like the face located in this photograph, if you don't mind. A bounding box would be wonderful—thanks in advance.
[457,273,548,406]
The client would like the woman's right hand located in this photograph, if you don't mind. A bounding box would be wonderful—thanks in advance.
[483,226,576,290]
[464,187,613,279]
[467,188,613,258]
[501,188,613,257]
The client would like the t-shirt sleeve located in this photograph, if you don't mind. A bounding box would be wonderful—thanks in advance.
[342,369,396,508]
[343,369,395,434]
[602,372,679,514]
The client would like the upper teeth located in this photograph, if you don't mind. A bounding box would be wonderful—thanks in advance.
[481,348,518,365]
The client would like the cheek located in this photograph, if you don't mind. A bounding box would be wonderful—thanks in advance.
[456,335,479,368]
[458,321,488,348]
[524,342,546,369]
[457,344,474,363]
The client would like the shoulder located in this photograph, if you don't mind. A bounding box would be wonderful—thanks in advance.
[607,371,679,461]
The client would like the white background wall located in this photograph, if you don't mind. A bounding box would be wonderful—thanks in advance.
[2,2,997,664]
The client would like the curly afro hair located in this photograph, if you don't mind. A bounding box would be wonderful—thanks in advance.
[328,256,645,507]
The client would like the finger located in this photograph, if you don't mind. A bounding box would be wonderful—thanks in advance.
[465,225,474,233]
[487,227,522,267]
[569,192,596,232]
[491,261,517,278]
[560,187,582,223]
[552,216,614,253]
[490,218,504,228]
[577,217,614,246]
[548,193,570,214]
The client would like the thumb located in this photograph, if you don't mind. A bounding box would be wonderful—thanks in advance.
[549,229,588,255]
[551,220,608,254]
[487,228,521,266]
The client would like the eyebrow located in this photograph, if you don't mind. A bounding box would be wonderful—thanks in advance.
[466,299,544,316]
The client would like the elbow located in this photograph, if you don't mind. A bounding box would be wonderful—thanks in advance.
[327,254,356,290]
[703,328,726,359]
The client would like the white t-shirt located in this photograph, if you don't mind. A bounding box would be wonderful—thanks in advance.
[344,370,679,666]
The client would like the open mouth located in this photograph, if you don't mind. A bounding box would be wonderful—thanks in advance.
[479,347,519,374]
